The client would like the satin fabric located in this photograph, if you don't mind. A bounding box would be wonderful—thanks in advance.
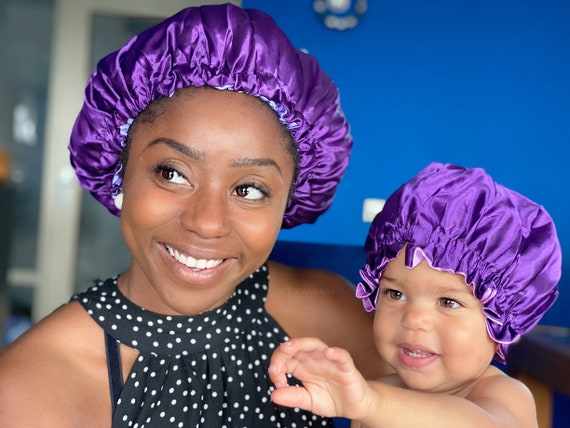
[69,3,352,228]
[356,162,561,363]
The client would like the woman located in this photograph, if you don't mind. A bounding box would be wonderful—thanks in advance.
[0,4,384,427]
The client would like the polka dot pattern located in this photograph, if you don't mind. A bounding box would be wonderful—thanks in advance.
[72,265,333,427]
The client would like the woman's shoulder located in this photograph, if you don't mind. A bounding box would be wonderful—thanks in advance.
[266,259,355,298]
[265,260,360,321]
[0,301,110,426]
[265,260,385,379]
[2,299,100,351]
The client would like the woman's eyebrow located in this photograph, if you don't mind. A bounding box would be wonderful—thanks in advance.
[230,157,282,175]
[148,138,205,161]
[146,138,282,175]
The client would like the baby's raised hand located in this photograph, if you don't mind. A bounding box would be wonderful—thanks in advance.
[269,337,370,419]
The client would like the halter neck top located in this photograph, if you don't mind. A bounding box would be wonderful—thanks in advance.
[72,264,333,427]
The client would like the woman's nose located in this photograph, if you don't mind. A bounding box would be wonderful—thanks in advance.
[180,189,232,238]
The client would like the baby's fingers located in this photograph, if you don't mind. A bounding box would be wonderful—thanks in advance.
[268,342,297,387]
[277,338,330,355]
[269,338,329,387]
[267,359,289,388]
[271,385,313,412]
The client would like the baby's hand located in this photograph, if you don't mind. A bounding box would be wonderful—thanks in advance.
[268,337,371,419]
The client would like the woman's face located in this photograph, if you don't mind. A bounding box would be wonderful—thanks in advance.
[118,87,296,315]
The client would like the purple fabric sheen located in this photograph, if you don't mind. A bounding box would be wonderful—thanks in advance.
[356,162,561,363]
[69,4,352,228]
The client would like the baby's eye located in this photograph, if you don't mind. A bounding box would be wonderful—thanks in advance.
[234,184,268,201]
[155,165,187,185]
[439,298,461,309]
[383,289,405,301]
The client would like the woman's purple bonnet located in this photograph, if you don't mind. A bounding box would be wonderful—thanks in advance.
[68,3,352,228]
[357,162,561,363]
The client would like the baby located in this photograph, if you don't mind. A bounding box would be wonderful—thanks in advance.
[269,162,561,428]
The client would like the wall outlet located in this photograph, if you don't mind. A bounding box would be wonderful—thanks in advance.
[362,198,386,222]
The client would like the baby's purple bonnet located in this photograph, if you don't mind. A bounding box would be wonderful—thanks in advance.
[68,3,352,228]
[357,162,561,363]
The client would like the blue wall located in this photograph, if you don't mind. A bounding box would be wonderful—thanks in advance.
[244,1,569,329]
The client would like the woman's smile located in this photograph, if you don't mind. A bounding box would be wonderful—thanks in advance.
[165,244,224,271]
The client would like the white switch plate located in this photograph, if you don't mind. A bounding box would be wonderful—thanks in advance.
[362,198,386,222]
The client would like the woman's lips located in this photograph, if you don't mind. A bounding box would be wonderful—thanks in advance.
[165,244,224,271]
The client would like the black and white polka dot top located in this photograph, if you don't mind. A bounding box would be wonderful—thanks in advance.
[71,264,334,427]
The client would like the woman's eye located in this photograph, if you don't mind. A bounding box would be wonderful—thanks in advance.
[156,166,187,184]
[439,298,461,309]
[234,184,267,201]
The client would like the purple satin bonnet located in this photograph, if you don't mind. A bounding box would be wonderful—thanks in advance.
[69,3,352,228]
[356,162,561,363]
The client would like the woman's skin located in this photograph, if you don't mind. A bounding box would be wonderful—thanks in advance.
[0,87,384,427]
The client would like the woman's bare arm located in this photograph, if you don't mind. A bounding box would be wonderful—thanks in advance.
[266,260,389,379]
[0,302,111,428]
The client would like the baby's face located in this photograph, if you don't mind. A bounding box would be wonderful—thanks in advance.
[373,250,498,395]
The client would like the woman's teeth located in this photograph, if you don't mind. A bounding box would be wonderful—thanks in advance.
[166,245,223,270]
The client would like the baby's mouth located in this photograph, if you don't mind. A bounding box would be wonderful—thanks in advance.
[403,347,435,358]
[166,245,224,271]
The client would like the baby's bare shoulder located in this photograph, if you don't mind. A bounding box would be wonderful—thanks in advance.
[467,366,537,427]
[469,365,532,397]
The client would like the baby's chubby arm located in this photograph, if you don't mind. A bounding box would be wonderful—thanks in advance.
[269,338,538,428]
[268,337,374,420]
